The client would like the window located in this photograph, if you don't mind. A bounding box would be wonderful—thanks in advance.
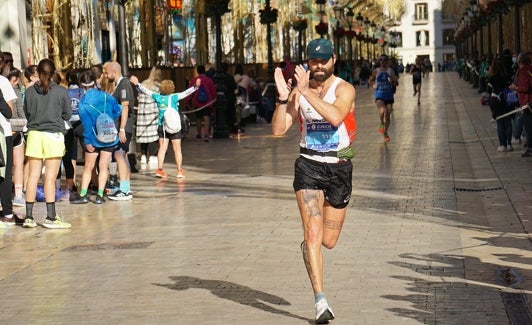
[392,32,403,48]
[442,29,454,45]
[416,31,429,46]
[415,3,428,21]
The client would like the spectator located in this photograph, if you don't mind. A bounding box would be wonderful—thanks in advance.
[0,56,22,226]
[234,64,253,133]
[478,55,489,94]
[22,58,71,228]
[73,70,122,204]
[336,60,354,85]
[488,59,513,152]
[456,57,464,79]
[60,70,83,201]
[104,61,136,200]
[131,76,200,179]
[1,52,14,77]
[24,65,39,88]
[8,68,27,208]
[217,63,237,137]
[510,53,532,157]
[135,66,161,167]
[188,65,216,142]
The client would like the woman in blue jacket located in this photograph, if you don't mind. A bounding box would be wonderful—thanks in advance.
[73,71,122,204]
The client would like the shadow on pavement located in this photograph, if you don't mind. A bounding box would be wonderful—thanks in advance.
[153,276,312,323]
[383,252,532,324]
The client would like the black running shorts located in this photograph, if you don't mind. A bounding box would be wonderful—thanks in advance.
[157,125,184,140]
[293,156,353,209]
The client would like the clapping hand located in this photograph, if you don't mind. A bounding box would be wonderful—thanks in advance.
[274,67,292,100]
[294,64,310,96]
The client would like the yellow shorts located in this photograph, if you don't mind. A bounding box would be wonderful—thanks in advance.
[25,130,65,159]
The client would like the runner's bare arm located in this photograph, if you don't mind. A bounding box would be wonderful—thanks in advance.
[272,67,298,135]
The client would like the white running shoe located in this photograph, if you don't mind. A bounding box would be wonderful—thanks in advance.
[315,298,335,324]
[140,155,147,164]
[148,156,158,166]
[497,145,506,152]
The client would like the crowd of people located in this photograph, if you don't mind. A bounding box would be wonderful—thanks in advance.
[0,55,282,230]
[0,55,154,229]
[459,49,532,156]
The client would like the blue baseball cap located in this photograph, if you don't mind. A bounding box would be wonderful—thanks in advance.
[307,39,334,60]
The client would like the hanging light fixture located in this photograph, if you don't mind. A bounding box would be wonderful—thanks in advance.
[168,0,183,14]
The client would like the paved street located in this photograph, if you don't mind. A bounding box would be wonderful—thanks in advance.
[1,71,531,325]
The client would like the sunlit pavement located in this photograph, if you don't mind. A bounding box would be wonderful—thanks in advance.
[1,72,531,324]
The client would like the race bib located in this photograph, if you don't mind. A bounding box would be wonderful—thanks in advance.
[305,121,339,151]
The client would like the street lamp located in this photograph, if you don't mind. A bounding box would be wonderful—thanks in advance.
[377,26,386,56]
[292,9,308,63]
[315,0,327,38]
[345,7,355,64]
[259,0,278,82]
[259,0,278,109]
[333,5,344,57]
[370,21,377,58]
[355,12,364,60]
[117,0,129,76]
[363,17,370,59]
[205,0,230,138]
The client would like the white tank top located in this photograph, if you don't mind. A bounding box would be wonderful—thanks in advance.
[298,77,356,160]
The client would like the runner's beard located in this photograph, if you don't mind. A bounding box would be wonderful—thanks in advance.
[311,68,333,82]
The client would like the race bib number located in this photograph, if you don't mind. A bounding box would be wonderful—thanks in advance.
[305,121,339,151]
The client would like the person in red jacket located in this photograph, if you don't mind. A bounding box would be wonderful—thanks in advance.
[188,65,217,142]
[510,53,532,157]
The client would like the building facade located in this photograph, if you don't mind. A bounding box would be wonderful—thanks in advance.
[0,0,31,69]
[391,0,456,67]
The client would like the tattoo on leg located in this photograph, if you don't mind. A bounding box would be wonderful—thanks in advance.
[301,241,320,287]
[302,190,321,218]
[324,218,343,230]
[301,241,311,272]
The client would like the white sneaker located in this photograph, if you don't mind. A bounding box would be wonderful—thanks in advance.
[140,155,147,164]
[315,298,335,324]
[506,145,514,152]
[497,146,506,152]
[148,156,158,167]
